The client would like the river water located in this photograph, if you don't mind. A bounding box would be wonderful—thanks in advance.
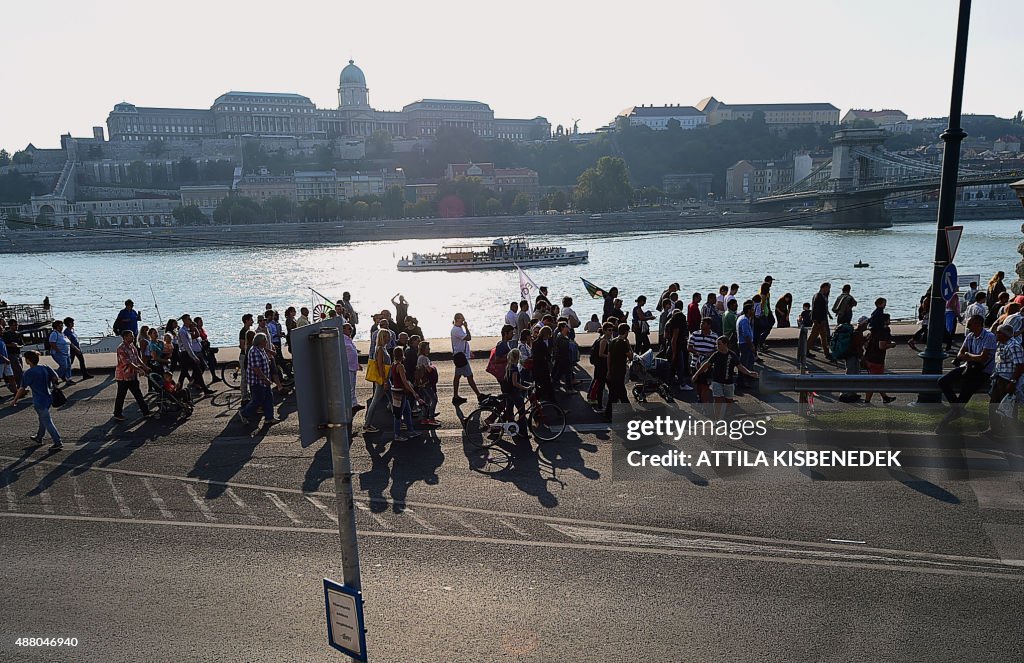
[4,218,1021,345]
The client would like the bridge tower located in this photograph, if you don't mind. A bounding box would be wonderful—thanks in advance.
[828,128,890,191]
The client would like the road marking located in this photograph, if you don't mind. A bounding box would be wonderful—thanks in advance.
[497,519,530,537]
[1,511,1019,581]
[983,523,1024,567]
[183,484,217,522]
[354,501,393,530]
[1,453,1013,569]
[4,473,17,512]
[265,492,302,525]
[224,488,258,522]
[104,474,132,518]
[449,513,484,536]
[70,474,89,516]
[34,469,54,514]
[305,495,337,524]
[971,481,1024,511]
[401,507,437,532]
[827,539,866,545]
[141,478,175,519]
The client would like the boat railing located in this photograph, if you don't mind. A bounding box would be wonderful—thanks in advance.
[0,304,52,325]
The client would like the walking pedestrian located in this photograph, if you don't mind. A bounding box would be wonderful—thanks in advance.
[2,319,25,388]
[692,337,759,419]
[587,322,613,409]
[688,317,719,403]
[862,315,897,405]
[47,320,73,385]
[808,282,834,361]
[0,329,17,395]
[237,333,280,425]
[13,350,63,449]
[177,315,212,395]
[63,317,94,379]
[450,313,482,405]
[415,340,438,425]
[531,325,556,402]
[194,316,220,384]
[113,299,142,336]
[838,316,869,403]
[388,346,423,442]
[987,271,1007,305]
[832,284,857,325]
[736,303,757,389]
[363,329,393,433]
[631,295,655,354]
[701,294,723,336]
[604,323,634,419]
[112,330,153,421]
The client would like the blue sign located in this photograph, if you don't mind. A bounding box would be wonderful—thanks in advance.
[941,263,959,301]
[324,578,367,661]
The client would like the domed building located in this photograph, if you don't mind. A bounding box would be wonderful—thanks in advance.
[338,60,369,108]
[106,58,550,142]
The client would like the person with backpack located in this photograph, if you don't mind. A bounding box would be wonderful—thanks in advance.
[832,284,857,325]
[863,314,898,405]
[837,316,869,402]
[587,322,613,409]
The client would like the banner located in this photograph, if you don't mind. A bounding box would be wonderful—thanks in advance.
[517,265,538,300]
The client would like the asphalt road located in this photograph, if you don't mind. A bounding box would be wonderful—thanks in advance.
[1,345,1022,661]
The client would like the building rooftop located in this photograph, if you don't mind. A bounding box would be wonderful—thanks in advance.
[721,102,839,112]
[214,92,313,104]
[620,105,704,117]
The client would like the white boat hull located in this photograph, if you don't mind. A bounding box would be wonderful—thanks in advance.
[397,252,588,272]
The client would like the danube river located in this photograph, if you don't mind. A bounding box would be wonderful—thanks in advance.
[5,218,1021,345]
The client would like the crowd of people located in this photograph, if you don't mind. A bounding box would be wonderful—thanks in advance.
[3,269,1022,448]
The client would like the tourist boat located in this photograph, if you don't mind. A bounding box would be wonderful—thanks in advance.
[0,302,55,346]
[396,237,589,272]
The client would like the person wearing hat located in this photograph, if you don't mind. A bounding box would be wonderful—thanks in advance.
[983,323,1024,437]
[838,316,870,403]
[63,317,94,380]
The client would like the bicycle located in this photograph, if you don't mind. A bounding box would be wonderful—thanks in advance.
[220,360,243,389]
[462,386,566,450]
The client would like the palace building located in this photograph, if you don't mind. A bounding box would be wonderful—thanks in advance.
[106,60,550,143]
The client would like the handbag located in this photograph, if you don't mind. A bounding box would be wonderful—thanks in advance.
[365,359,390,385]
[997,393,1016,419]
[51,386,67,408]
[452,352,469,368]
[486,346,507,381]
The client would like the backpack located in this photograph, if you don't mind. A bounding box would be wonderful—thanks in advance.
[830,323,855,359]
[589,338,603,366]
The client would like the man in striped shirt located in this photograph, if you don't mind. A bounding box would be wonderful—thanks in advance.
[688,317,719,403]
[238,333,279,425]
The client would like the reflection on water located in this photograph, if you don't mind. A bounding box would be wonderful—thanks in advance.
[4,219,1020,344]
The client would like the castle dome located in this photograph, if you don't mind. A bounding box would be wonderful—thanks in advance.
[339,60,366,86]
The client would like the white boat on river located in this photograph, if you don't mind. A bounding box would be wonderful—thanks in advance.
[396,237,588,272]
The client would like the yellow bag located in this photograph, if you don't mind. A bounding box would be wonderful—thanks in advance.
[366,359,390,385]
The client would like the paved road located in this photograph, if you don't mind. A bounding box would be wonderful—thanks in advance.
[1,345,1022,661]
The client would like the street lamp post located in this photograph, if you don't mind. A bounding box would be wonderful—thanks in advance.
[920,0,972,400]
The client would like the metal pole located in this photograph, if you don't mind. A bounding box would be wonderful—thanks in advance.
[317,326,361,605]
[920,0,971,402]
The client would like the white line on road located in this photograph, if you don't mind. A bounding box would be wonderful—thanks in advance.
[2,453,1014,570]
[224,488,258,522]
[401,506,437,532]
[104,474,132,518]
[70,474,89,516]
[3,477,15,511]
[305,495,337,524]
[497,519,530,537]
[449,513,484,536]
[354,501,393,530]
[141,478,175,519]
[1,511,1019,581]
[183,484,217,522]
[265,492,302,525]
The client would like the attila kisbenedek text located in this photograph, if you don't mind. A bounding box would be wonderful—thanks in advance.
[624,416,902,468]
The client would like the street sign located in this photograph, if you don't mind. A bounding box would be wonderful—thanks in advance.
[291,317,346,447]
[323,578,367,661]
[941,263,959,301]
[944,225,963,263]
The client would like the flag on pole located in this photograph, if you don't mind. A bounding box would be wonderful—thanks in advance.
[581,277,609,299]
[517,264,538,300]
[309,287,336,322]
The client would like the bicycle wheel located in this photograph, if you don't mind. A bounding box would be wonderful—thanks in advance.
[221,361,242,389]
[462,406,504,450]
[529,401,566,443]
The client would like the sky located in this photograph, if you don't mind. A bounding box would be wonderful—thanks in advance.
[1,0,1022,150]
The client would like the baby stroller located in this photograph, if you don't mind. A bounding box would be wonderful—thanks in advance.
[147,372,194,417]
[629,350,674,403]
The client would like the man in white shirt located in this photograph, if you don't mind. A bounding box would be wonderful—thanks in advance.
[504,302,519,328]
[450,313,482,406]
[177,314,213,394]
[964,291,987,324]
[561,296,581,340]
